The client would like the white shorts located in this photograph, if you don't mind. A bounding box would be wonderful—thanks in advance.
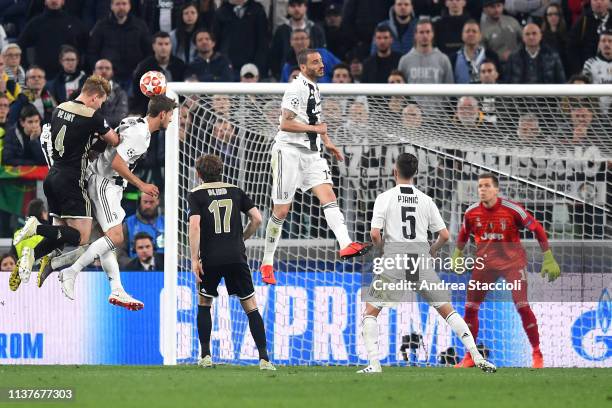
[271,143,332,204]
[87,174,125,232]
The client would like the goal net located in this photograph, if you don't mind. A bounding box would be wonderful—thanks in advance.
[164,83,612,368]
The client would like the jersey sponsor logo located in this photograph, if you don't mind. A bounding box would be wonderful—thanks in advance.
[572,289,612,361]
[480,232,505,240]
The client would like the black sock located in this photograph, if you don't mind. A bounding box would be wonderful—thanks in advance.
[197,305,212,357]
[247,308,269,361]
[33,238,64,259]
[36,225,80,246]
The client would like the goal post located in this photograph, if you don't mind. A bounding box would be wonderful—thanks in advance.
[163,82,612,367]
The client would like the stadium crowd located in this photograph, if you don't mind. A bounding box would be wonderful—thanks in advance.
[0,0,611,249]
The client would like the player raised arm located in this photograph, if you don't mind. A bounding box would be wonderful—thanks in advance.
[243,207,262,241]
[111,153,159,197]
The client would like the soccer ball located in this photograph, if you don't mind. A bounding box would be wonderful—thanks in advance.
[139,71,167,97]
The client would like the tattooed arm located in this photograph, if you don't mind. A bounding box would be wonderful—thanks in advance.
[279,108,327,134]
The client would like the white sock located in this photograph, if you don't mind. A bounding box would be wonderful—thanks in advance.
[51,245,88,270]
[446,311,482,360]
[322,201,352,249]
[262,214,284,266]
[100,250,123,292]
[73,236,115,272]
[362,315,380,367]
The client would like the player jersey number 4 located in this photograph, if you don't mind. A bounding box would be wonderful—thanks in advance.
[276,73,322,152]
[371,184,446,243]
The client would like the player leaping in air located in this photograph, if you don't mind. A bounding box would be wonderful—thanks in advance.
[452,173,561,369]
[358,153,496,374]
[260,48,370,284]
[52,95,177,308]
[13,75,120,285]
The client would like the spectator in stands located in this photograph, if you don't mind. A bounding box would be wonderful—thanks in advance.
[564,102,597,143]
[288,66,301,82]
[322,98,344,130]
[515,113,541,143]
[564,0,589,26]
[372,0,417,56]
[9,66,56,125]
[2,44,25,88]
[323,3,352,62]
[349,55,364,83]
[171,2,204,65]
[2,104,45,165]
[542,4,570,75]
[434,0,472,58]
[213,0,268,80]
[332,63,354,83]
[240,63,260,82]
[568,0,612,74]
[48,45,86,104]
[280,29,340,83]
[505,23,566,83]
[132,32,185,116]
[18,0,88,78]
[583,30,612,114]
[26,0,84,20]
[210,118,239,181]
[453,96,491,132]
[341,0,395,59]
[139,0,186,34]
[398,19,454,84]
[185,29,233,82]
[0,253,16,272]
[88,0,152,91]
[481,0,522,64]
[388,69,407,83]
[124,232,164,271]
[121,193,165,263]
[335,99,371,145]
[362,26,402,83]
[504,0,547,25]
[211,94,232,118]
[270,0,326,80]
[451,20,499,83]
[402,102,423,130]
[0,54,21,103]
[479,59,503,124]
[0,94,9,162]
[93,59,128,128]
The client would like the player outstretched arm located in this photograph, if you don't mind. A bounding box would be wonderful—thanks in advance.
[243,207,262,241]
[111,153,159,197]
[189,214,202,283]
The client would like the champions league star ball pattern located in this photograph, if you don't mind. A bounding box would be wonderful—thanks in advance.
[139,71,167,97]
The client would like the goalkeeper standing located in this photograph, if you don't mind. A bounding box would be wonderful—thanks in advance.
[260,48,370,284]
[452,173,560,369]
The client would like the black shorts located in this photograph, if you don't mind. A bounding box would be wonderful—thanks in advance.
[43,167,92,219]
[199,263,255,300]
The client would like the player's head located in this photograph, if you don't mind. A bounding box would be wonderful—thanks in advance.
[147,94,178,130]
[196,154,223,183]
[80,75,111,109]
[297,48,324,80]
[478,173,499,202]
[394,153,419,183]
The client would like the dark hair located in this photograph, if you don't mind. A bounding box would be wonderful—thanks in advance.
[416,16,433,29]
[375,25,393,35]
[134,232,154,246]
[291,28,310,38]
[478,172,499,187]
[26,198,47,220]
[147,94,178,117]
[568,73,592,84]
[26,65,45,78]
[297,48,319,66]
[463,19,480,29]
[196,154,223,182]
[19,104,41,121]
[59,45,79,60]
[388,69,407,82]
[152,31,171,43]
[193,28,215,44]
[542,3,566,34]
[0,253,16,267]
[479,58,498,71]
[396,153,419,179]
[176,2,203,54]
[332,63,353,81]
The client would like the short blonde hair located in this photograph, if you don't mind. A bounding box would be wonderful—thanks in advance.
[81,75,111,97]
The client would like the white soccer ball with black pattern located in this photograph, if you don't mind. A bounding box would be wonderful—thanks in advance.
[139,71,167,97]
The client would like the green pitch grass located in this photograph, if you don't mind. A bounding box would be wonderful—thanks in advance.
[1,365,610,408]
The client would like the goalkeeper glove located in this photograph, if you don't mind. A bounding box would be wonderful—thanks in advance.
[540,249,560,282]
[450,248,465,274]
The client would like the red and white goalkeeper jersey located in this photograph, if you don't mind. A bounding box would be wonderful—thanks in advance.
[457,197,548,271]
